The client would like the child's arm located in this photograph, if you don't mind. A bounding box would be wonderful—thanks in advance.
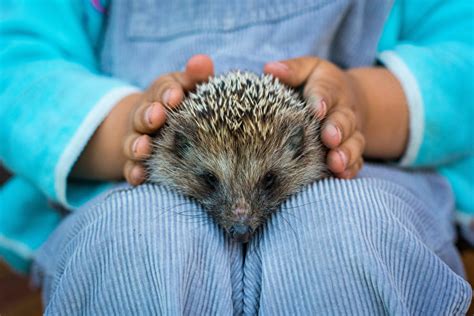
[264,58,407,179]
[0,0,138,208]
[375,0,474,167]
[266,0,474,173]
[72,55,214,185]
[0,1,212,195]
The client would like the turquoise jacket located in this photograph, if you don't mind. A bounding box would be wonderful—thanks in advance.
[1,0,473,273]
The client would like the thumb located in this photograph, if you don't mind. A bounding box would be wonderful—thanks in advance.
[264,56,336,117]
[181,54,215,90]
[263,56,321,87]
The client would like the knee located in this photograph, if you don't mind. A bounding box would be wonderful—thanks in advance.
[41,184,238,314]
[247,179,471,315]
[258,177,428,253]
[61,184,223,270]
[255,176,457,272]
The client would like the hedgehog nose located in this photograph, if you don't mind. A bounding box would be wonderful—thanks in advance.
[229,224,251,243]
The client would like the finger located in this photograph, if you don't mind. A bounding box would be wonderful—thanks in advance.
[149,55,215,108]
[123,133,152,161]
[264,56,321,87]
[327,131,365,174]
[150,76,186,108]
[132,101,167,134]
[335,157,364,179]
[264,57,340,118]
[339,132,365,171]
[184,54,215,87]
[302,63,347,119]
[321,107,357,148]
[124,160,146,186]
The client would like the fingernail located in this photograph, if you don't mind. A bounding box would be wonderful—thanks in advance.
[145,104,156,125]
[163,89,173,105]
[325,123,339,139]
[267,61,289,73]
[319,100,327,118]
[310,97,327,118]
[337,150,348,168]
[132,137,142,154]
[131,166,143,183]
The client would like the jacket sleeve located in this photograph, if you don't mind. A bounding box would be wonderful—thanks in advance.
[377,0,474,167]
[0,0,140,208]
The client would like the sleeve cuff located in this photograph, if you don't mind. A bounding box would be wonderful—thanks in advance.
[55,85,140,208]
[377,51,424,166]
[457,211,474,246]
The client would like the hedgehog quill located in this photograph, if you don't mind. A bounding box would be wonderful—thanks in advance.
[146,72,327,242]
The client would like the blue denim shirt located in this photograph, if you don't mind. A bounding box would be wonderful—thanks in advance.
[101,0,390,87]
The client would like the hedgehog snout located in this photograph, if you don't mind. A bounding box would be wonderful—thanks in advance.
[229,224,252,243]
[226,203,255,242]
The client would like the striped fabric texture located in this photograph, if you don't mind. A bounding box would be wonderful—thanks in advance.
[32,164,471,315]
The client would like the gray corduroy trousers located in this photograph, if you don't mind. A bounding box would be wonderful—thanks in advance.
[33,164,471,315]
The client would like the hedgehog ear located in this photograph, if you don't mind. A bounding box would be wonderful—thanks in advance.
[286,126,305,159]
[174,131,192,159]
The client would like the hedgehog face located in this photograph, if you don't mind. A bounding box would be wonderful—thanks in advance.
[148,118,326,242]
[173,121,324,242]
[146,72,328,243]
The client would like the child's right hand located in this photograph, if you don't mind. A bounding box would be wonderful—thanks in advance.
[123,55,214,185]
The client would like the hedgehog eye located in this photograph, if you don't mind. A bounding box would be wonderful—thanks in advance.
[174,131,191,159]
[200,171,219,190]
[262,171,277,191]
[286,126,305,159]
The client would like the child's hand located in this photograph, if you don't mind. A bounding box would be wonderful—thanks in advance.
[264,57,365,179]
[123,55,214,185]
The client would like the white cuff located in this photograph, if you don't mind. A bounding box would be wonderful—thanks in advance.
[456,210,474,227]
[457,210,474,245]
[54,86,141,207]
[377,51,424,166]
[0,234,33,260]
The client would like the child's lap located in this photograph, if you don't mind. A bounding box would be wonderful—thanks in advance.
[33,163,460,280]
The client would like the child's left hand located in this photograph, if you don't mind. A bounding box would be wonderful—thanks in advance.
[264,57,366,179]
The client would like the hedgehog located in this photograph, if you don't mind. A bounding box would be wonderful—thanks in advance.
[146,71,327,242]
